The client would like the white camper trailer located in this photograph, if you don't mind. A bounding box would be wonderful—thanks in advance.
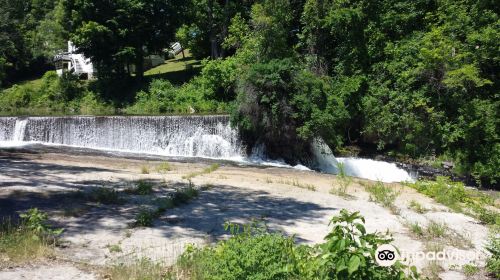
[54,41,95,80]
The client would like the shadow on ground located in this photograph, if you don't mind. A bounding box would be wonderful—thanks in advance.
[0,154,335,243]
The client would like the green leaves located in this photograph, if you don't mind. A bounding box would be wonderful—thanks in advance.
[348,255,361,275]
[180,209,417,280]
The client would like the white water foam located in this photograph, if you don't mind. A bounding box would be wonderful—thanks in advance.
[0,116,413,182]
[12,119,27,142]
[311,138,414,183]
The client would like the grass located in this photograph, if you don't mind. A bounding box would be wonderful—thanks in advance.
[155,197,176,213]
[462,263,480,276]
[407,176,500,226]
[126,181,154,195]
[133,183,201,227]
[155,162,172,173]
[426,221,447,238]
[0,209,61,266]
[365,181,399,211]
[144,50,201,76]
[267,177,317,191]
[422,261,444,280]
[134,208,156,227]
[87,187,122,204]
[103,258,171,280]
[107,244,122,253]
[331,162,353,197]
[171,184,199,206]
[0,219,56,265]
[409,222,424,237]
[409,200,428,214]
[140,165,150,174]
[407,220,473,249]
[182,163,220,180]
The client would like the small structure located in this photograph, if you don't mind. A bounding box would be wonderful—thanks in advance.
[54,41,95,80]
[170,42,183,56]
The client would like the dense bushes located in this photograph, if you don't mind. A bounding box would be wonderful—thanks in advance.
[179,210,418,280]
[231,58,348,162]
[0,71,114,115]
[225,0,499,186]
[124,78,228,115]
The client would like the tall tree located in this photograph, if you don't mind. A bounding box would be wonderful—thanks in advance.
[65,0,187,80]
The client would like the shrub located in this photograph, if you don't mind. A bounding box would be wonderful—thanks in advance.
[409,200,427,214]
[331,162,352,196]
[0,209,62,264]
[486,230,500,278]
[155,162,172,173]
[172,185,199,206]
[410,176,499,225]
[409,177,466,211]
[179,210,418,280]
[88,187,122,204]
[366,181,399,210]
[135,181,153,195]
[134,208,156,227]
[140,165,150,174]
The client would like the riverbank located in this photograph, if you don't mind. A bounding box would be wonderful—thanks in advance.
[0,151,494,279]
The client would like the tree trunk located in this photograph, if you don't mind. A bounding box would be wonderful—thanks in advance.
[135,48,144,80]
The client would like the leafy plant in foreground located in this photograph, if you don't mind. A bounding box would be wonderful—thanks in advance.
[179,209,418,280]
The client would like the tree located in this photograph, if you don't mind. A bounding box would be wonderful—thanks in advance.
[65,0,187,80]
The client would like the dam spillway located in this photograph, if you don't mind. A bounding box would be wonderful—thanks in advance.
[0,115,244,160]
[0,115,414,183]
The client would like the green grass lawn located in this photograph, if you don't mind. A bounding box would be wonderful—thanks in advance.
[144,50,201,84]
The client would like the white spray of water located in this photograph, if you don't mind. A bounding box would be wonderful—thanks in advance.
[0,116,414,182]
[12,119,28,142]
[311,138,414,183]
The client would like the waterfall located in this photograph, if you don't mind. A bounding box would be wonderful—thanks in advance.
[0,115,244,159]
[0,116,414,182]
[12,119,28,142]
[311,138,414,183]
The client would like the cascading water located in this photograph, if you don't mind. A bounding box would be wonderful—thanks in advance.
[12,119,28,142]
[0,115,244,160]
[0,116,414,182]
[311,138,414,183]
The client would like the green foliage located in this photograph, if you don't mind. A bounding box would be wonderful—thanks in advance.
[1,0,498,185]
[65,0,187,79]
[125,78,227,115]
[19,208,63,236]
[182,163,220,180]
[408,200,427,214]
[409,176,500,225]
[155,162,172,173]
[104,258,171,280]
[462,263,479,276]
[0,71,113,115]
[365,181,399,210]
[87,187,122,205]
[409,177,467,211]
[332,162,353,196]
[0,209,62,264]
[135,181,153,195]
[134,208,156,227]
[179,209,418,280]
[232,58,349,162]
[171,185,199,206]
[486,229,500,278]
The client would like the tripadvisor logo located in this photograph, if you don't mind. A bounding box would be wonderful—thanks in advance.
[375,244,399,267]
